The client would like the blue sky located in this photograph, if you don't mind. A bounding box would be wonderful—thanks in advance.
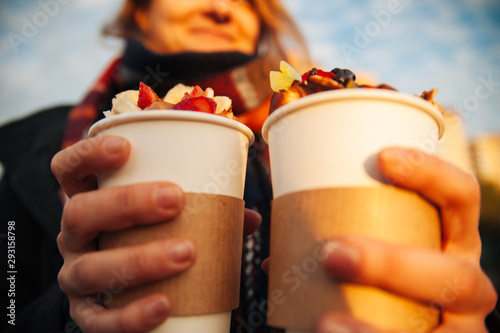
[1,0,499,138]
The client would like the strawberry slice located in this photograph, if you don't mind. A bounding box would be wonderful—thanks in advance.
[138,82,161,109]
[173,96,217,113]
[301,68,335,83]
[180,85,205,101]
[188,85,205,98]
[316,69,335,79]
[301,71,309,83]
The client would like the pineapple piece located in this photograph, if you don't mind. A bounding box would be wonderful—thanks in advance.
[270,61,302,92]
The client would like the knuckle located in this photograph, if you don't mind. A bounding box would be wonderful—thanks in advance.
[56,233,65,253]
[482,275,498,312]
[61,194,86,233]
[452,262,483,303]
[460,173,481,203]
[66,295,100,332]
[68,306,80,324]
[114,185,139,212]
[118,312,141,333]
[113,183,160,221]
[50,151,63,176]
[57,266,70,294]
[371,250,405,286]
[454,172,481,207]
[50,146,78,179]
[71,255,98,293]
[128,246,151,277]
[68,304,91,332]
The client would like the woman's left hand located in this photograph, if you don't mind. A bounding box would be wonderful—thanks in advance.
[315,147,497,333]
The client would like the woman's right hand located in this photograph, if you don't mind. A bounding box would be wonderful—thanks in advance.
[51,136,194,332]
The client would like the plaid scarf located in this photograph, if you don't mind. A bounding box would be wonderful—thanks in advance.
[61,57,121,149]
[61,44,280,332]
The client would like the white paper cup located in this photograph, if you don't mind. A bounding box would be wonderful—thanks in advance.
[263,89,445,197]
[88,111,254,333]
[89,111,254,197]
[262,89,445,332]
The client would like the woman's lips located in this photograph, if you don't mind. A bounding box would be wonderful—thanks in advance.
[191,28,233,42]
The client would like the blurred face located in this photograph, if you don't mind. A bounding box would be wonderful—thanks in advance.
[135,0,261,55]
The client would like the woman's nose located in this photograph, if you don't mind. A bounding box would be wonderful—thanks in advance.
[205,0,232,24]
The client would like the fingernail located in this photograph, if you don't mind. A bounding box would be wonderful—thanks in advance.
[379,147,404,161]
[321,240,360,279]
[167,241,194,263]
[156,187,183,209]
[144,297,170,320]
[103,137,126,155]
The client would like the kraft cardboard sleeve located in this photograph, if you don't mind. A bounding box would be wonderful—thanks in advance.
[267,186,441,332]
[99,193,245,316]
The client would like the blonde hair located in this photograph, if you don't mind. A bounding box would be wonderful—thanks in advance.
[102,0,311,68]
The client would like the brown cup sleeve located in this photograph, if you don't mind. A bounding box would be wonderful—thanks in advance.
[267,186,441,331]
[99,193,245,316]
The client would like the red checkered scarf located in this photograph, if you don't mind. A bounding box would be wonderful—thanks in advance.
[61,58,121,149]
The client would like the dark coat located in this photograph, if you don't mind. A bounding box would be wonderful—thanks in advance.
[0,106,77,332]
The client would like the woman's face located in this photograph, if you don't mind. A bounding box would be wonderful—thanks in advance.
[136,0,261,55]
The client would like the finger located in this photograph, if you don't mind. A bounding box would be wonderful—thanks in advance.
[261,257,269,275]
[51,136,130,197]
[60,182,185,252]
[316,312,380,333]
[321,235,497,314]
[378,147,482,257]
[432,311,491,333]
[71,293,171,333]
[59,238,195,296]
[243,209,262,237]
[317,310,490,333]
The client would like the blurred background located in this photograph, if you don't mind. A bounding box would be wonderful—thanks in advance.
[1,0,499,310]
